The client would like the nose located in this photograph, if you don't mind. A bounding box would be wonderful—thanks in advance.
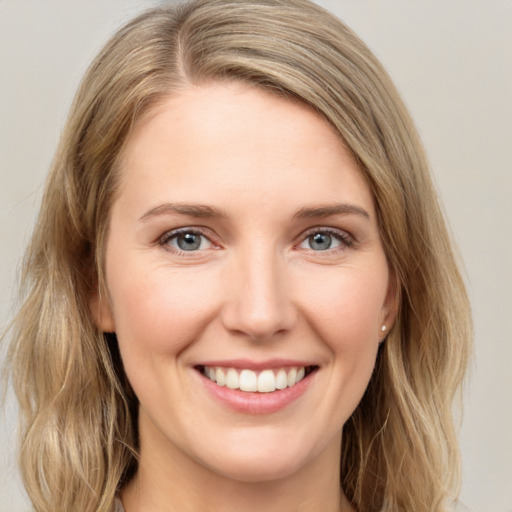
[220,247,297,341]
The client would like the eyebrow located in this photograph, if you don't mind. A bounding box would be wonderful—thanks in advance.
[139,202,370,223]
[293,203,370,220]
[139,203,228,221]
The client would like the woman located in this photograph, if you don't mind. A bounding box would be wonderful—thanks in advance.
[4,0,472,511]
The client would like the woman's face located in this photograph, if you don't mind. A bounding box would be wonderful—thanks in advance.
[95,82,395,483]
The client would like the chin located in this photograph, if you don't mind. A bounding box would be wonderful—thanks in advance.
[193,432,326,485]
[206,454,306,484]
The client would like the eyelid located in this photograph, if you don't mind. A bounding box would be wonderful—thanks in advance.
[296,226,355,251]
[156,225,355,254]
[158,226,220,252]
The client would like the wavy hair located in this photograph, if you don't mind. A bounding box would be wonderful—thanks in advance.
[3,1,471,511]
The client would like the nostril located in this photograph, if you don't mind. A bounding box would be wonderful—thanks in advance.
[221,304,297,341]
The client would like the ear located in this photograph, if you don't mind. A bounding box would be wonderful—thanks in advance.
[380,268,399,338]
[90,289,116,333]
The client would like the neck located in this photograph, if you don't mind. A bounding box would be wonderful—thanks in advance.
[120,414,353,512]
[122,468,349,512]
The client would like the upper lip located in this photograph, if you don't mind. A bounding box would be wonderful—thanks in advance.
[193,358,318,371]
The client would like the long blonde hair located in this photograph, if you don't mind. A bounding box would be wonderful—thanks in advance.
[4,1,472,511]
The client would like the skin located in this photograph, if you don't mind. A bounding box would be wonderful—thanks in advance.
[93,82,396,512]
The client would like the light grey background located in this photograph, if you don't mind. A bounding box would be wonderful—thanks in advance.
[1,1,511,511]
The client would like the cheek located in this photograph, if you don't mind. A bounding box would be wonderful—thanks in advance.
[107,261,221,358]
[299,267,388,348]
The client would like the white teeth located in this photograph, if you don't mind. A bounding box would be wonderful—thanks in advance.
[276,369,288,389]
[287,367,297,387]
[257,369,276,393]
[203,365,310,393]
[239,369,258,392]
[225,368,239,389]
[215,367,226,386]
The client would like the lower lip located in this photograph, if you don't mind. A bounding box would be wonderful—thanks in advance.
[197,370,315,415]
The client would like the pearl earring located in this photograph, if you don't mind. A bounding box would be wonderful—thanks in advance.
[381,325,387,332]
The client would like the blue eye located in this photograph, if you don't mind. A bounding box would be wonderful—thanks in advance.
[162,230,214,252]
[308,232,335,251]
[299,229,351,251]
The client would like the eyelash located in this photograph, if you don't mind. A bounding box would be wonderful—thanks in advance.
[158,226,354,254]
[299,228,354,253]
[158,227,216,253]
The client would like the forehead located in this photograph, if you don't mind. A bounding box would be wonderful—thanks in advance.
[115,82,375,219]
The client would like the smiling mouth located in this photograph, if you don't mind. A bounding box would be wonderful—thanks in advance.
[195,365,318,393]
